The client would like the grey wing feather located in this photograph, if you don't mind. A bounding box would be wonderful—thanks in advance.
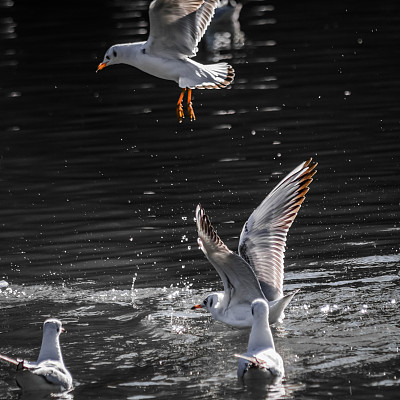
[235,353,257,363]
[32,361,72,389]
[148,0,219,58]
[238,159,317,301]
[196,204,265,306]
[236,351,284,377]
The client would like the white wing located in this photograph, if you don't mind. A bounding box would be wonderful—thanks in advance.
[252,349,285,376]
[236,350,284,378]
[147,0,219,58]
[238,159,317,301]
[196,204,265,307]
[32,360,73,390]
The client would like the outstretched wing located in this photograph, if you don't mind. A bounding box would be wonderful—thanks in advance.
[238,159,317,301]
[196,204,264,307]
[147,0,219,58]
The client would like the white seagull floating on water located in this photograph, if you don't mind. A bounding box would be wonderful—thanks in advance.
[236,299,284,382]
[97,0,235,122]
[192,158,317,327]
[0,318,73,393]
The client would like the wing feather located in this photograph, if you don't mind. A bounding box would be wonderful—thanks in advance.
[147,0,220,58]
[196,204,264,306]
[238,159,317,301]
[32,360,72,389]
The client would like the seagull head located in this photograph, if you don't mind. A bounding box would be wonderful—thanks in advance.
[43,318,65,336]
[191,293,220,312]
[97,45,122,72]
[251,299,270,320]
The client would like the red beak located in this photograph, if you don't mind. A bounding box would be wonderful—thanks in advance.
[96,62,107,72]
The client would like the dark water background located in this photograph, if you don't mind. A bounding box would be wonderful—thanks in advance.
[1,0,399,398]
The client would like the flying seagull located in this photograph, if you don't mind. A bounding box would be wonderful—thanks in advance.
[97,0,235,122]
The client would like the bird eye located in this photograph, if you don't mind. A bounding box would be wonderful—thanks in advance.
[210,298,214,307]
[113,49,117,57]
[105,55,110,60]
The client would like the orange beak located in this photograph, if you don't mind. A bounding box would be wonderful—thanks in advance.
[96,62,107,72]
[191,304,203,310]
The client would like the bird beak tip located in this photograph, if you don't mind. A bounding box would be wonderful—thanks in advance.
[96,62,107,73]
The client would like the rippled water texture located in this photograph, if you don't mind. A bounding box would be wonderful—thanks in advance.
[1,0,399,399]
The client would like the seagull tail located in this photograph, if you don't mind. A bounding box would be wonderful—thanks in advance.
[269,289,300,324]
[180,61,235,89]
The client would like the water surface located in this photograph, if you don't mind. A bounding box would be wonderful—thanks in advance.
[0,0,399,399]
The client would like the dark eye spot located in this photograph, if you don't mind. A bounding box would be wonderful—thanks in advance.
[113,49,117,57]
[142,48,146,54]
[210,298,214,307]
[105,55,110,60]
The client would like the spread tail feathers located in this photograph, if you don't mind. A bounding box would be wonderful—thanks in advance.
[180,62,235,89]
[269,289,300,324]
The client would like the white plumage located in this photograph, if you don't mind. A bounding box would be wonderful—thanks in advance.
[236,299,284,382]
[0,318,73,393]
[192,159,317,327]
[97,0,235,122]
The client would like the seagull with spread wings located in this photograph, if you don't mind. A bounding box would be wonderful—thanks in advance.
[97,0,235,122]
[192,159,317,327]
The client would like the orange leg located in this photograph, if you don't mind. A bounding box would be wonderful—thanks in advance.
[176,88,186,123]
[187,88,196,121]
